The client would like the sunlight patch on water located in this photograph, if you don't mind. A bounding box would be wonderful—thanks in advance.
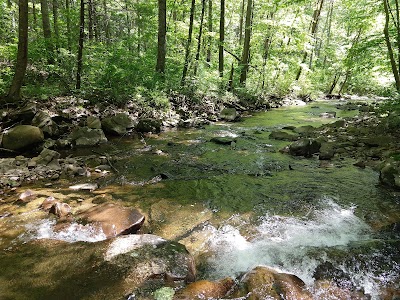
[19,219,107,243]
[204,199,374,287]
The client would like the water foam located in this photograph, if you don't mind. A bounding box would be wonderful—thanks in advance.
[20,219,107,243]
[203,199,380,292]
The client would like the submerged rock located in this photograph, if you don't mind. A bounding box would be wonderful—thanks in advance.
[210,137,236,145]
[2,125,44,151]
[232,266,312,300]
[174,277,235,300]
[269,130,299,141]
[289,138,321,157]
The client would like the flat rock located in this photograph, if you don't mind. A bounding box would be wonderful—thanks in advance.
[76,203,145,237]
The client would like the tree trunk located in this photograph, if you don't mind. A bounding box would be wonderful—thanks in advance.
[52,0,60,49]
[88,0,94,40]
[156,0,167,74]
[239,0,245,45]
[40,0,53,62]
[181,0,196,86]
[194,0,206,76]
[103,0,110,43]
[66,0,72,51]
[76,0,85,89]
[296,0,324,81]
[7,0,28,103]
[219,0,225,77]
[383,0,400,91]
[239,0,253,85]
[33,0,38,30]
[328,73,340,94]
[206,0,212,64]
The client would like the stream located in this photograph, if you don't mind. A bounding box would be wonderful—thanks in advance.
[0,98,399,299]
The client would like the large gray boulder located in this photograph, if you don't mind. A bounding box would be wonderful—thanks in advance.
[102,113,133,135]
[2,125,44,150]
[289,138,321,157]
[32,111,59,137]
[69,126,107,147]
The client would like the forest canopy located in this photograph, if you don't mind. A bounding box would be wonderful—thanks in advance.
[0,0,399,104]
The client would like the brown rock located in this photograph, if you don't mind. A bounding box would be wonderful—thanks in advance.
[77,203,145,238]
[40,196,57,211]
[49,202,72,219]
[174,277,235,300]
[18,189,36,202]
[233,266,312,300]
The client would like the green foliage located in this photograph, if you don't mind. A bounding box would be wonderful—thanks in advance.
[0,0,397,103]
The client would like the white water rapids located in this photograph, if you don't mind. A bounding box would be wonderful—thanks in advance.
[202,198,397,298]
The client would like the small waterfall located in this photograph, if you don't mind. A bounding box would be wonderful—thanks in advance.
[203,199,396,298]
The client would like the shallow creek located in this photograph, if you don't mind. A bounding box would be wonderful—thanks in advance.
[0,99,399,299]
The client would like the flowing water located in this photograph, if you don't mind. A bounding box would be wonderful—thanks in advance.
[1,99,399,299]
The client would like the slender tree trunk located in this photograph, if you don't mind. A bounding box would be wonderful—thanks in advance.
[103,0,110,43]
[328,73,340,94]
[181,0,196,86]
[33,0,38,30]
[296,0,324,81]
[219,0,225,77]
[239,0,253,85]
[88,0,94,40]
[66,0,72,51]
[156,0,167,74]
[239,0,245,45]
[383,0,400,91]
[7,0,28,103]
[76,0,85,89]
[41,0,53,62]
[338,70,349,95]
[206,0,212,64]
[53,0,60,49]
[194,0,206,76]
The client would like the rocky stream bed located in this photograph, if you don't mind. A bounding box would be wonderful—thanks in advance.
[0,95,399,299]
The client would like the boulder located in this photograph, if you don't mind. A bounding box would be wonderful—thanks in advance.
[102,113,133,135]
[2,125,44,150]
[269,130,299,141]
[69,126,107,147]
[76,203,145,238]
[174,278,235,300]
[136,118,162,133]
[40,196,57,211]
[36,148,60,165]
[379,161,400,190]
[232,266,312,300]
[319,143,335,160]
[313,280,369,300]
[293,125,315,135]
[86,116,102,129]
[9,102,37,123]
[32,111,59,137]
[210,137,236,145]
[49,202,72,219]
[219,108,238,121]
[289,139,321,157]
